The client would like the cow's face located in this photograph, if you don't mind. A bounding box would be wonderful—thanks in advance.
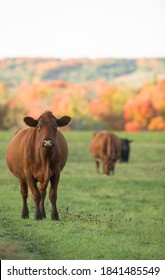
[24,111,71,148]
[103,156,115,175]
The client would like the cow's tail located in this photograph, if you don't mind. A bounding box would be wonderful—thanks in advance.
[107,134,115,161]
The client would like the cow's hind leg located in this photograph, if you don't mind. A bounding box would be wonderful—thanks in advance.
[20,180,29,219]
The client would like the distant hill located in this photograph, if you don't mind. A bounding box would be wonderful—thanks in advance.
[0,57,165,87]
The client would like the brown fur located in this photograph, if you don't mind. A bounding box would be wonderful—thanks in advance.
[89,131,121,175]
[6,111,71,220]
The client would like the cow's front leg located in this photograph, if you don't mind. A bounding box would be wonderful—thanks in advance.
[39,183,47,219]
[27,176,42,220]
[49,171,60,220]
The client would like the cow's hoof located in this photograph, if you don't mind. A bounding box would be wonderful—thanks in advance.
[51,216,60,221]
[22,211,29,219]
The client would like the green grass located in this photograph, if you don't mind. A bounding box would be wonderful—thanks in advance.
[0,130,165,260]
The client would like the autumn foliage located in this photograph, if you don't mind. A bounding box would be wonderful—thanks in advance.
[123,80,165,131]
[0,78,165,131]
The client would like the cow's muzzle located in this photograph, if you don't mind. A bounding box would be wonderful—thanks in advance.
[42,139,54,147]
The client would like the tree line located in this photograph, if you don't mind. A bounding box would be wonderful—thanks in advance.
[0,78,165,131]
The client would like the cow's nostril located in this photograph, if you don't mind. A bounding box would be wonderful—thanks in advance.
[43,139,54,147]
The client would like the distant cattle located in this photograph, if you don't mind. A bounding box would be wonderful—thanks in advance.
[89,131,121,175]
[120,138,133,162]
[6,111,71,220]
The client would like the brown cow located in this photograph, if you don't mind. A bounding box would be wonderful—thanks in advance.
[6,111,71,220]
[89,131,121,175]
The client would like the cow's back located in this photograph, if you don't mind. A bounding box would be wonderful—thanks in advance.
[109,132,121,161]
[89,131,111,158]
[89,131,121,161]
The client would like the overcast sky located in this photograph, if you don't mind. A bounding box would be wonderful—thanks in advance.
[0,0,165,59]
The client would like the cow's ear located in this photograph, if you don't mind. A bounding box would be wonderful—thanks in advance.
[24,116,38,127]
[57,116,71,127]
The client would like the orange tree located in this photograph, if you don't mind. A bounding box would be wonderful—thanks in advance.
[123,80,165,131]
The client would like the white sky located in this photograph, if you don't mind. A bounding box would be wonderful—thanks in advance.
[0,0,165,59]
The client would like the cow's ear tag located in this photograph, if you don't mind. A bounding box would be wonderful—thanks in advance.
[24,116,38,127]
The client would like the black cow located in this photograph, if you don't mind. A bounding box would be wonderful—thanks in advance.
[120,138,132,162]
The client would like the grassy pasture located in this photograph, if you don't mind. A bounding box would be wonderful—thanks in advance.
[0,130,165,260]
